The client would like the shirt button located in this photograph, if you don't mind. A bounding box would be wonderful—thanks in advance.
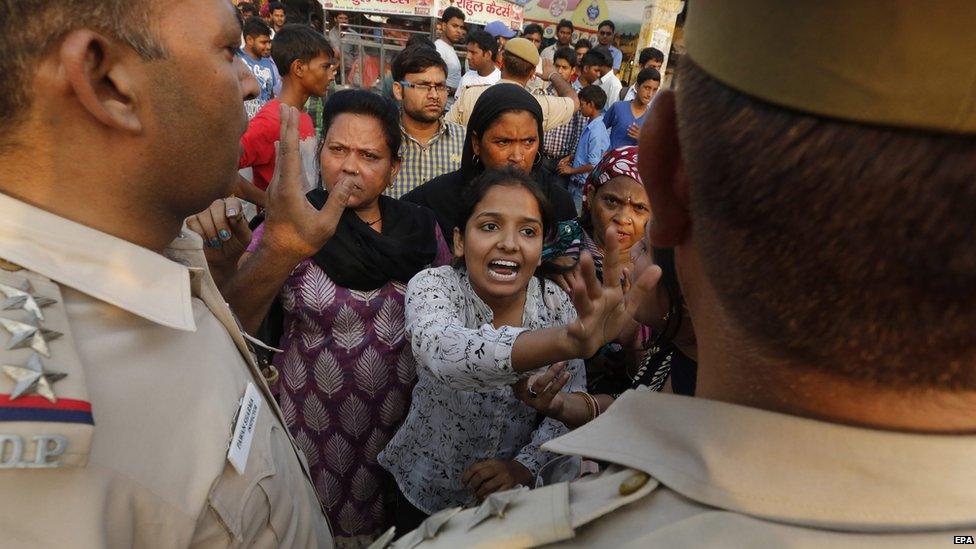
[0,258,23,272]
[618,471,650,496]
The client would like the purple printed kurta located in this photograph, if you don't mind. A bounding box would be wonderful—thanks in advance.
[271,236,450,547]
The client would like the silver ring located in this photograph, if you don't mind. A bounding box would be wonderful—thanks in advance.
[527,387,539,398]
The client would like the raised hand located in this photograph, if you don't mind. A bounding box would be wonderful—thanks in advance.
[539,57,554,80]
[566,224,661,358]
[261,104,354,261]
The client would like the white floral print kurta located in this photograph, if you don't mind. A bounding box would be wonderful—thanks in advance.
[378,266,586,514]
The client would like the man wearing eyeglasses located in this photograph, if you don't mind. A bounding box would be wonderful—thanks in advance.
[596,19,622,71]
[389,46,467,198]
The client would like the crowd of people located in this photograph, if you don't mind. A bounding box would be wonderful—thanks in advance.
[218,4,678,545]
[3,0,974,548]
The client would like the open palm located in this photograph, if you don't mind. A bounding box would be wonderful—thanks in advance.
[567,225,661,358]
[261,104,353,261]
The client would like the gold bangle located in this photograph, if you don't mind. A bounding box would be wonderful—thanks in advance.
[573,391,597,421]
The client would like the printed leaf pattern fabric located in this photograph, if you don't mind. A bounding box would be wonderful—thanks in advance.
[272,259,424,544]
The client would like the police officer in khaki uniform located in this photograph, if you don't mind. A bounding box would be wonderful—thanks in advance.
[0,1,332,546]
[387,1,976,546]
[447,38,579,132]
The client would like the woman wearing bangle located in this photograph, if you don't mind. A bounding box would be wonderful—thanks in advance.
[378,167,660,532]
[515,224,698,429]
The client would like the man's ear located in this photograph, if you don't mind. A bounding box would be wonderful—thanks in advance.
[59,30,144,133]
[453,227,464,259]
[290,59,306,79]
[638,90,690,247]
[392,81,404,102]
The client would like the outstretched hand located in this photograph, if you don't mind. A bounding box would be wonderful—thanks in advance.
[566,224,661,358]
[261,104,354,261]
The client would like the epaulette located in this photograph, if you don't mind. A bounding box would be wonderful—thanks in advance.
[0,260,93,468]
[370,466,656,548]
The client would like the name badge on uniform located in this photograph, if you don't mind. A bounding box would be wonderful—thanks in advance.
[227,382,261,475]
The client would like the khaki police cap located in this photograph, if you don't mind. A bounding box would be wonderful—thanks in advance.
[685,0,976,134]
[504,37,541,67]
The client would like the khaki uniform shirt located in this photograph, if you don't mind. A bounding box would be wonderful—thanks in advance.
[0,193,332,548]
[394,391,976,548]
[446,79,575,133]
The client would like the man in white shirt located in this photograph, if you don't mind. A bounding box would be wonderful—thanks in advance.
[435,6,466,106]
[456,29,500,100]
[540,19,574,63]
[593,46,622,109]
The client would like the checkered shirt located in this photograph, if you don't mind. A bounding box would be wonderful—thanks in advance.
[388,120,466,199]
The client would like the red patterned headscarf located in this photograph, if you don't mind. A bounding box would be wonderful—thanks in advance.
[581,146,643,221]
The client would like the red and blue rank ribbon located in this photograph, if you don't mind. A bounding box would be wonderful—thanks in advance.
[0,395,94,425]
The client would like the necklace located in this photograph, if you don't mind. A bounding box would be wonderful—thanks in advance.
[365,217,382,226]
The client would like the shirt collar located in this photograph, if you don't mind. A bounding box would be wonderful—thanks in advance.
[0,192,196,331]
[498,78,529,89]
[544,391,976,531]
[400,119,450,147]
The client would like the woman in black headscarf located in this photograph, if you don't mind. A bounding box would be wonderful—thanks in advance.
[402,83,577,240]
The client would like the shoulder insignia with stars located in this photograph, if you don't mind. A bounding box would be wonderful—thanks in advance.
[0,265,94,468]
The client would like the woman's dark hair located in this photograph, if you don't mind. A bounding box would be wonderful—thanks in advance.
[455,167,556,240]
[320,89,402,159]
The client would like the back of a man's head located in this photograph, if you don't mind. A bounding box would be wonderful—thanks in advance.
[0,0,163,151]
[271,24,333,76]
[591,46,613,69]
[676,59,976,390]
[502,51,535,80]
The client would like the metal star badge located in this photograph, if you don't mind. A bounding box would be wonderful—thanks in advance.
[0,281,57,322]
[2,353,66,402]
[466,486,529,530]
[0,317,63,357]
